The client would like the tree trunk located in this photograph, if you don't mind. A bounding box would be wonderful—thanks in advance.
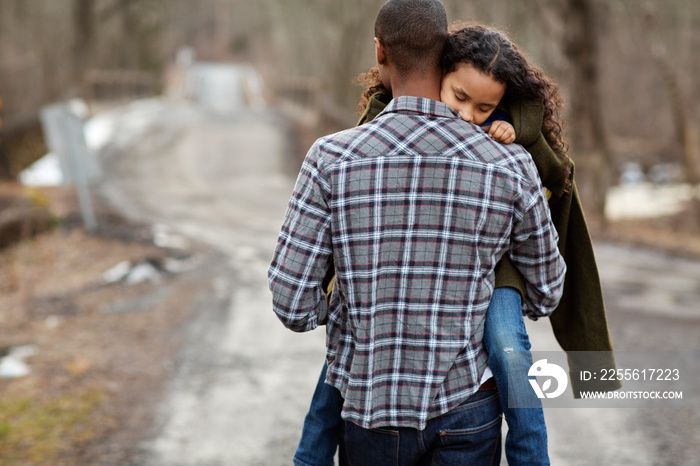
[0,96,11,180]
[120,0,136,68]
[564,0,615,230]
[73,0,95,83]
[642,7,700,220]
[651,47,700,186]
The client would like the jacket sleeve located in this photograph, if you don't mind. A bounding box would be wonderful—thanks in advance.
[494,98,567,296]
[507,98,571,198]
[548,178,622,396]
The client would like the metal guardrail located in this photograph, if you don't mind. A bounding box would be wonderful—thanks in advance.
[40,103,100,232]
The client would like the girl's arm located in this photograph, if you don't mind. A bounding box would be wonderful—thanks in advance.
[481,107,515,144]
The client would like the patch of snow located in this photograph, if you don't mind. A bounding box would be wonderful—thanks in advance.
[0,345,38,379]
[102,260,163,285]
[125,262,162,284]
[102,261,133,284]
[152,224,190,250]
[163,256,200,274]
[84,114,116,152]
[45,315,61,329]
[606,182,698,220]
[18,152,65,186]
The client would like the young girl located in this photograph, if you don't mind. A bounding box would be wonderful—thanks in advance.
[294,24,619,466]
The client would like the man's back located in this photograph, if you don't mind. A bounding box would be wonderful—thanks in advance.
[269,96,565,429]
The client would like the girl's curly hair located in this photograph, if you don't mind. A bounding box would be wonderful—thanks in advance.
[354,65,387,113]
[442,24,570,164]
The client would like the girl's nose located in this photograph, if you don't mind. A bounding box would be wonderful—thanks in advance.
[460,110,473,123]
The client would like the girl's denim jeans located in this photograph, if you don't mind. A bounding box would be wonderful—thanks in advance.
[483,286,550,465]
[293,362,343,466]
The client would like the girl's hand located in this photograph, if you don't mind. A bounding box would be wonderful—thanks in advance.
[482,120,516,144]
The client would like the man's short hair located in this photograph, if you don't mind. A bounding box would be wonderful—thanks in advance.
[375,0,448,76]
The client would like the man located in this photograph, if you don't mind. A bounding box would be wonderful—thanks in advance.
[268,1,566,464]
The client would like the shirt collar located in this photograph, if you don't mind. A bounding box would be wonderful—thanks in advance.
[378,95,460,120]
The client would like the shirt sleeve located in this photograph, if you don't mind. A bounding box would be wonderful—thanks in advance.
[508,176,567,319]
[268,141,334,332]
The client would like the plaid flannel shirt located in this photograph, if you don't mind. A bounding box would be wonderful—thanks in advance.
[268,97,566,430]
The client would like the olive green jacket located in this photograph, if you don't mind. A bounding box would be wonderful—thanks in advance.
[342,89,621,396]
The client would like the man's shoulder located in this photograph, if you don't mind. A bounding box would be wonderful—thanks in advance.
[326,121,376,141]
[311,118,389,161]
[447,120,533,163]
[446,120,541,189]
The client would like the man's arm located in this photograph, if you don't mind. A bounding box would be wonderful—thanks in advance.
[268,141,334,332]
[508,180,567,318]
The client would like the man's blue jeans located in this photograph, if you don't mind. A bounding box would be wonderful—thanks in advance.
[483,286,550,465]
[343,390,502,465]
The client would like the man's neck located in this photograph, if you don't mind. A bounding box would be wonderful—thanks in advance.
[387,72,442,102]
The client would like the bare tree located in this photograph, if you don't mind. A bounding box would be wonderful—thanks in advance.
[641,8,700,216]
[263,0,380,110]
[562,0,615,228]
[73,0,95,82]
[304,0,381,110]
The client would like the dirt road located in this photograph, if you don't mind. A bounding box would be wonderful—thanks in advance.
[96,64,699,465]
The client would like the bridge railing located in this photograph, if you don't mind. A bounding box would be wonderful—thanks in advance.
[83,69,158,105]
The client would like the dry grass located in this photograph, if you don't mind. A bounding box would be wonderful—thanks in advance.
[0,185,208,465]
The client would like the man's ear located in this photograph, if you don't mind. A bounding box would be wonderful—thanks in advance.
[374,37,387,65]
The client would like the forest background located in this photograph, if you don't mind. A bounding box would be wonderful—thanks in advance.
[0,0,698,220]
[2,0,700,234]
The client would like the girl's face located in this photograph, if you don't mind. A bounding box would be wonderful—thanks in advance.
[440,63,506,126]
